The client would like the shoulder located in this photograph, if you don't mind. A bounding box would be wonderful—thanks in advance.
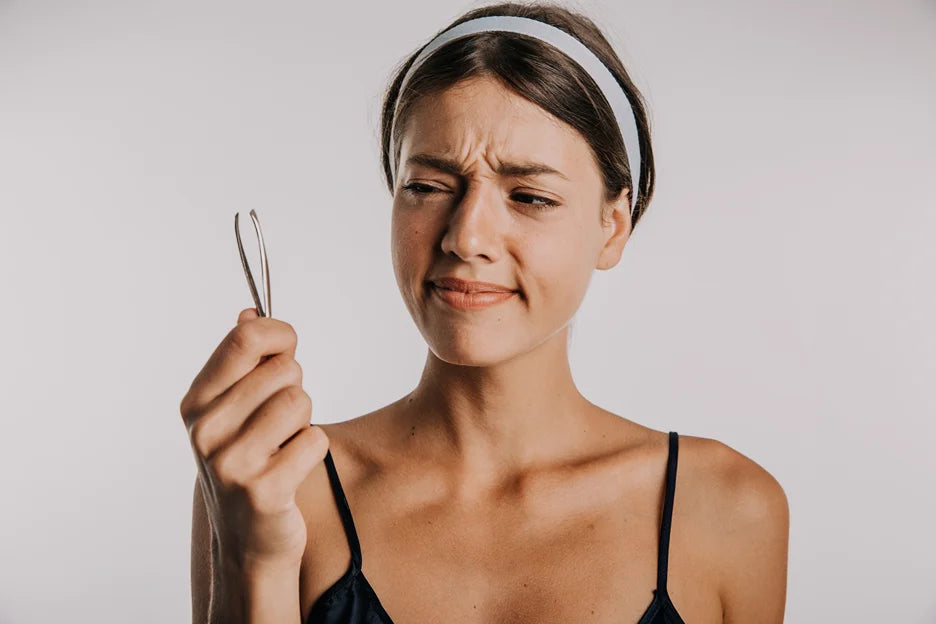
[678,434,789,518]
[677,434,790,621]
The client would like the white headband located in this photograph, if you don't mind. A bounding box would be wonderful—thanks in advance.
[388,15,642,211]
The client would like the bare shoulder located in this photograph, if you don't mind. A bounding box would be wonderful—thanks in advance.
[677,434,790,622]
[677,434,789,510]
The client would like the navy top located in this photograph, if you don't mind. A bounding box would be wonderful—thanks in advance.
[306,431,686,624]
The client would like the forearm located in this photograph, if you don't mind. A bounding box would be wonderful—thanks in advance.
[209,551,302,624]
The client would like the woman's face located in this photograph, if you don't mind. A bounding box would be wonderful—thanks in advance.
[391,75,631,366]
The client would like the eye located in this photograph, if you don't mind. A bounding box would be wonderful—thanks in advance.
[512,192,560,210]
[402,182,444,196]
[402,183,560,211]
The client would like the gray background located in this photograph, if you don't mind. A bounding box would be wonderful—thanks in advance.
[1,0,933,622]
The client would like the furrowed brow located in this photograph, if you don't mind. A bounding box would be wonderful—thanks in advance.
[406,153,568,181]
[496,161,568,180]
[406,153,463,176]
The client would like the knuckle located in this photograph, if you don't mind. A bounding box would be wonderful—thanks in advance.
[272,354,301,384]
[308,425,329,453]
[295,387,313,414]
[211,447,244,488]
[242,446,267,481]
[309,424,328,447]
[289,358,303,384]
[188,416,212,456]
[281,384,308,411]
[283,322,298,347]
[229,323,259,358]
[180,388,204,422]
[296,426,319,451]
[179,393,191,417]
[294,402,313,430]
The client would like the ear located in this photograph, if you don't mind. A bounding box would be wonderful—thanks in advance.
[596,189,633,271]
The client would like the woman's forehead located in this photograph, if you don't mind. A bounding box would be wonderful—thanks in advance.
[399,76,592,176]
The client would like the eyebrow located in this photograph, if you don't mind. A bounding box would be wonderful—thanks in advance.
[405,153,569,181]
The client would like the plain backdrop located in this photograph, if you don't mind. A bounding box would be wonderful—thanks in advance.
[1,0,933,622]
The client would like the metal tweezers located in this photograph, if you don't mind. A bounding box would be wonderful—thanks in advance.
[234,209,272,318]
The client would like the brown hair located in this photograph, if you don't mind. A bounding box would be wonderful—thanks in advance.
[378,1,656,230]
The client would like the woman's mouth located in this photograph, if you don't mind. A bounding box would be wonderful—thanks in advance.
[429,284,517,310]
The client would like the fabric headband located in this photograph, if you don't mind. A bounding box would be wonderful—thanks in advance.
[388,15,642,212]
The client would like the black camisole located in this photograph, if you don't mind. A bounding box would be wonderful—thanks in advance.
[306,431,686,623]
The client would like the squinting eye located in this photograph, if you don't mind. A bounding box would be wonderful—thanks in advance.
[402,182,443,196]
[513,193,560,210]
[402,183,560,211]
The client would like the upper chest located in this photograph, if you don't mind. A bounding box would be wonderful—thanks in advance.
[299,431,725,623]
[348,495,660,622]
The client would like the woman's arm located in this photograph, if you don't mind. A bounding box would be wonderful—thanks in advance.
[191,475,303,624]
[715,447,791,623]
[192,476,212,624]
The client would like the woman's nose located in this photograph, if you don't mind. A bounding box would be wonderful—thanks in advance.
[439,183,508,261]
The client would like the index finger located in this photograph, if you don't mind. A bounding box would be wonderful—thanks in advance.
[180,314,298,419]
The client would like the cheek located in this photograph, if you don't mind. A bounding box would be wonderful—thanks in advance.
[391,211,433,280]
[539,256,588,306]
[525,230,593,308]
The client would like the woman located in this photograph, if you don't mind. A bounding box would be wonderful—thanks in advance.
[184,3,790,623]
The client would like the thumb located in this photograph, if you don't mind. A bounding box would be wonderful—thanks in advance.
[237,307,259,324]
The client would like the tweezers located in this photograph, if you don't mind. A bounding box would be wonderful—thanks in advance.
[234,209,272,318]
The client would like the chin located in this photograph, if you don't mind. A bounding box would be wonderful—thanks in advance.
[425,332,520,367]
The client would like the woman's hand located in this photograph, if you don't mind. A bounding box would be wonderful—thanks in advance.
[180,307,329,571]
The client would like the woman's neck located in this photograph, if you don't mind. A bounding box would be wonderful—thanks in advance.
[396,332,611,494]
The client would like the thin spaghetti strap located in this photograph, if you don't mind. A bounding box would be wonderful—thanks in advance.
[656,431,679,593]
[322,448,363,570]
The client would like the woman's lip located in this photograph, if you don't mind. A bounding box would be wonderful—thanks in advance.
[430,277,515,293]
[430,284,516,310]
